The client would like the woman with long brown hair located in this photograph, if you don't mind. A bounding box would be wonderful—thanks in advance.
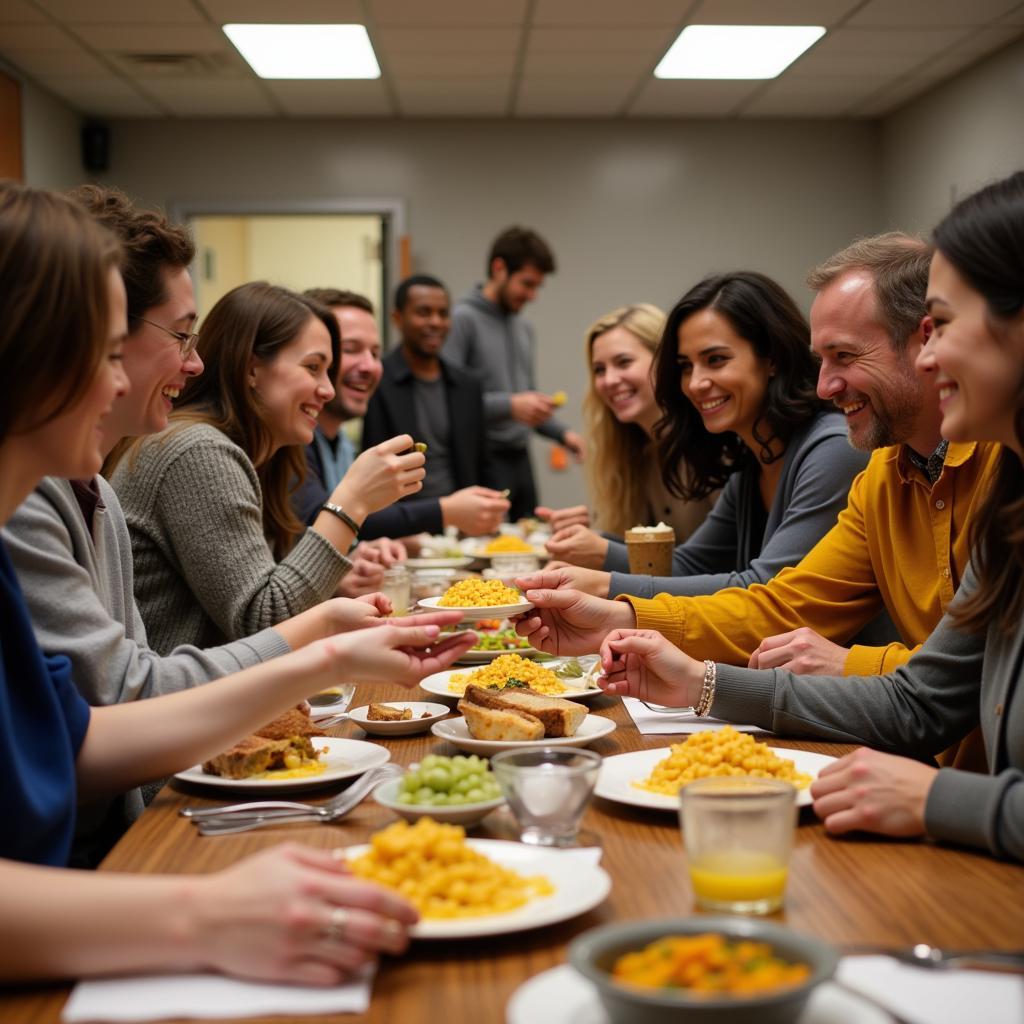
[539,304,713,566]
[0,181,477,978]
[110,282,424,653]
[595,171,1024,862]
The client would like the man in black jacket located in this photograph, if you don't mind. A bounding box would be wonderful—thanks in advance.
[362,275,509,536]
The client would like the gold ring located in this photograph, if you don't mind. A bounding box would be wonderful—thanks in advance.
[325,907,350,942]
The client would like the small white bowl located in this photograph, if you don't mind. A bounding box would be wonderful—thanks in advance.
[347,701,450,737]
[373,776,505,827]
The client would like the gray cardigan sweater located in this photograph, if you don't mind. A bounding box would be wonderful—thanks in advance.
[605,411,869,598]
[110,423,352,654]
[447,286,569,451]
[713,564,1024,861]
[2,475,289,857]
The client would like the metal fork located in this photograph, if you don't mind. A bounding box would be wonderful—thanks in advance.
[182,763,401,836]
[640,701,696,714]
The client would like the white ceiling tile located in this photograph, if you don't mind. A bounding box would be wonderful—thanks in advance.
[38,73,163,115]
[199,0,365,23]
[370,0,526,27]
[848,0,1021,28]
[527,26,675,50]
[690,0,862,27]
[534,0,683,25]
[374,27,517,52]
[0,23,76,50]
[265,79,394,116]
[73,24,230,53]
[0,0,46,22]
[516,75,636,115]
[628,77,762,116]
[132,75,277,116]
[394,75,510,114]
[743,75,887,116]
[4,48,108,75]
[36,0,206,24]
[387,50,516,75]
[524,50,653,75]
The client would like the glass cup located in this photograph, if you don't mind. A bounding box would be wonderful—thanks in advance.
[679,777,797,915]
[491,747,601,847]
[380,565,410,616]
[307,682,356,713]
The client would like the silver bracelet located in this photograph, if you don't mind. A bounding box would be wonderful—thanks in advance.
[321,501,360,538]
[694,660,717,717]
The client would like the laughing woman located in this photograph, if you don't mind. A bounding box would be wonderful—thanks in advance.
[597,171,1024,862]
[0,182,477,979]
[109,282,426,654]
[539,304,715,568]
[539,272,868,600]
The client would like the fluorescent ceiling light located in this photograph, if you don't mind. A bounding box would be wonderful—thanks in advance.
[655,24,825,79]
[223,23,380,79]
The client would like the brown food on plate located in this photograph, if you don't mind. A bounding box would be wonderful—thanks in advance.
[254,705,324,741]
[462,684,586,738]
[202,734,320,779]
[458,699,545,742]
[368,703,414,722]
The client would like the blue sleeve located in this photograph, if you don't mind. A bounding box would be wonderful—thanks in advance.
[46,653,91,757]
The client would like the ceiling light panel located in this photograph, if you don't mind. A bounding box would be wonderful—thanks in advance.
[223,23,380,79]
[655,24,826,79]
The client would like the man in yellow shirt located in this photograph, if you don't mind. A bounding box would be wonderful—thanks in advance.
[516,233,1001,677]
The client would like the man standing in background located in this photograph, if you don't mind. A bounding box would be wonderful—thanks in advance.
[362,274,508,536]
[447,226,585,519]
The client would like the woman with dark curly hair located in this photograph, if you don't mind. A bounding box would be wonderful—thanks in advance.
[543,271,868,601]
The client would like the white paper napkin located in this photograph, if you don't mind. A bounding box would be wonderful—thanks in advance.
[62,964,375,1023]
[837,955,1024,1024]
[623,697,763,735]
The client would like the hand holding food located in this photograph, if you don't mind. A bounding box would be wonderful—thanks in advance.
[509,390,556,427]
[439,486,510,536]
[331,433,426,520]
[513,578,635,656]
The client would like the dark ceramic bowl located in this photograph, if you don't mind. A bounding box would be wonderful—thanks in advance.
[568,916,837,1024]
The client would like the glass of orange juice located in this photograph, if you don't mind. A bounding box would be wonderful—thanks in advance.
[680,777,797,915]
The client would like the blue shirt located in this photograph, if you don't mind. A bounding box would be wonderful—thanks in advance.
[0,540,90,865]
[312,427,355,492]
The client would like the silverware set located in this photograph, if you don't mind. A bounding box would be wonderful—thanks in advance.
[180,762,402,836]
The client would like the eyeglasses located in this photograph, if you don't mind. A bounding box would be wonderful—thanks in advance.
[131,315,200,360]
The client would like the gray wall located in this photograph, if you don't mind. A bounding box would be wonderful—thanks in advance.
[92,117,882,507]
[881,35,1024,235]
[20,77,81,190]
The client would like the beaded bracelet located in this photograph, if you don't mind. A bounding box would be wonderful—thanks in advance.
[694,659,717,717]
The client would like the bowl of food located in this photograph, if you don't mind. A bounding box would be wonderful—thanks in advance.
[347,701,450,737]
[418,578,534,620]
[568,917,837,1024]
[374,754,506,826]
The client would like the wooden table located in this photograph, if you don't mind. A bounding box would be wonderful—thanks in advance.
[5,684,1023,1024]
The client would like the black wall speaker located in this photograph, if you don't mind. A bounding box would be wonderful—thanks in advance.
[81,121,110,173]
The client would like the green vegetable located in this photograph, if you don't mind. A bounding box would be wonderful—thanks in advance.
[503,678,529,688]
[398,754,501,807]
[552,657,584,679]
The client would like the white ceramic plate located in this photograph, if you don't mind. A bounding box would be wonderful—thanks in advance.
[174,737,392,793]
[344,840,610,940]
[419,663,604,704]
[594,747,835,812]
[347,702,450,737]
[456,644,541,664]
[460,540,548,561]
[505,965,892,1024]
[373,777,505,827]
[418,596,535,620]
[403,556,474,570]
[431,714,616,756]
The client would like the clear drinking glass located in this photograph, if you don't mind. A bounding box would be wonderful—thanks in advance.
[679,777,797,915]
[380,565,410,615]
[307,682,356,713]
[491,747,601,847]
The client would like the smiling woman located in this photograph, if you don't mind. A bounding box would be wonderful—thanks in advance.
[107,282,426,653]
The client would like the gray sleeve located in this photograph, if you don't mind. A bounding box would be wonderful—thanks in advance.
[608,432,861,599]
[155,438,351,639]
[925,767,1024,862]
[603,538,631,573]
[446,310,512,421]
[710,590,984,758]
[536,416,570,444]
[2,491,290,705]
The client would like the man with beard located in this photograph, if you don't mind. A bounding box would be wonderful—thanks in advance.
[515,233,1001,691]
[447,226,585,518]
[297,288,508,538]
[361,275,508,533]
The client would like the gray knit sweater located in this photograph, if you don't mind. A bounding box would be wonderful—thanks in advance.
[712,563,1024,862]
[109,422,352,654]
[2,475,289,860]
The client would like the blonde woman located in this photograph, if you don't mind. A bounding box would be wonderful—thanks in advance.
[540,304,713,567]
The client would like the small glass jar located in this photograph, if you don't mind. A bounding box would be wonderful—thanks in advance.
[380,565,410,615]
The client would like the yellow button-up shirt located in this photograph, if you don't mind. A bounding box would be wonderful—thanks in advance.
[624,441,1001,675]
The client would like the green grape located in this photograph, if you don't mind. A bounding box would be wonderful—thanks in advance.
[399,754,500,805]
